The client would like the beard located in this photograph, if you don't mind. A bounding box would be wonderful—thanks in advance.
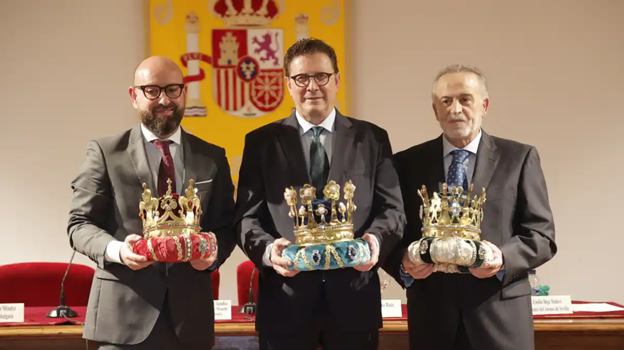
[444,114,475,139]
[140,104,184,137]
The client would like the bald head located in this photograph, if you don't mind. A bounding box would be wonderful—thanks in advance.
[133,56,183,85]
[129,56,186,138]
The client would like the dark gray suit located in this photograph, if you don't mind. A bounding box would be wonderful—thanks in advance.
[384,130,557,350]
[235,111,405,344]
[67,126,236,349]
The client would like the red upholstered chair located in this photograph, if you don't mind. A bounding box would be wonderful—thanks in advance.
[236,260,259,306]
[211,269,220,300]
[0,262,94,307]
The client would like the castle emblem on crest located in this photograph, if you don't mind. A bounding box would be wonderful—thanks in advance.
[181,0,285,118]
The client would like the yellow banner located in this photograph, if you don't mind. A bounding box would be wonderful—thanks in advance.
[149,0,348,192]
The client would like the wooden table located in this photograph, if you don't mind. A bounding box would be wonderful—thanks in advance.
[1,318,623,350]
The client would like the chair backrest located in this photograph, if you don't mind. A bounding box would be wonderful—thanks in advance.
[236,260,259,306]
[0,262,94,306]
[211,269,220,300]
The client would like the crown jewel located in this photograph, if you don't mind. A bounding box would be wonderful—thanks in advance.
[284,180,356,246]
[139,179,202,239]
[418,183,486,240]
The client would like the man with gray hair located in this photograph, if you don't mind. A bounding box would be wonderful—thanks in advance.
[383,64,557,349]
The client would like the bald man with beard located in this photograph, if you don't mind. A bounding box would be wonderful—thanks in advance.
[67,56,237,349]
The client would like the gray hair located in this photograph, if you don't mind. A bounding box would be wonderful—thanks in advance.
[431,64,489,99]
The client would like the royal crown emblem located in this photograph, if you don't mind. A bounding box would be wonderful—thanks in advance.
[281,180,371,271]
[131,179,217,263]
[212,0,282,28]
[179,0,285,118]
[407,183,493,273]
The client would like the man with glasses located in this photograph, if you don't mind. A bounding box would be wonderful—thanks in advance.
[235,38,405,350]
[67,56,236,349]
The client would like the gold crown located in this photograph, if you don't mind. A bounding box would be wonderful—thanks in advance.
[212,0,281,28]
[418,183,486,240]
[284,180,356,246]
[139,179,202,239]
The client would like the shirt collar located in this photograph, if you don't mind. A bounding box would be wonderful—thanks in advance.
[442,129,482,157]
[295,108,336,135]
[140,123,182,145]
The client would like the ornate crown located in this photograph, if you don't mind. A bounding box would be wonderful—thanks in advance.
[139,179,202,239]
[212,0,282,28]
[418,183,486,240]
[284,180,356,246]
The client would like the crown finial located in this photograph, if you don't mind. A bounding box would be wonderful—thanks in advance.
[166,178,173,196]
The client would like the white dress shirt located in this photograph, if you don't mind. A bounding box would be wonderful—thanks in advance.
[104,124,184,264]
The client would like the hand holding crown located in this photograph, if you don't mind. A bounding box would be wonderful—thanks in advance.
[468,240,503,278]
[407,183,496,274]
[121,234,154,270]
[270,238,298,277]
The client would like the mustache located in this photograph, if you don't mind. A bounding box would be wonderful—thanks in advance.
[153,104,177,111]
[448,114,467,122]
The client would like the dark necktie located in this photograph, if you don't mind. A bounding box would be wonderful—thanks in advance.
[152,139,176,196]
[447,149,470,189]
[309,126,329,192]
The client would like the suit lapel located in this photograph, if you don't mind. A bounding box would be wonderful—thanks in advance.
[181,129,197,190]
[427,135,446,193]
[127,126,157,194]
[277,113,310,184]
[327,111,355,184]
[472,130,500,193]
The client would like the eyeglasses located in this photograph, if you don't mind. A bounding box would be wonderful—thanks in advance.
[134,84,185,100]
[290,73,333,88]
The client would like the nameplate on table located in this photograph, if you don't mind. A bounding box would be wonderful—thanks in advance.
[214,300,232,320]
[531,295,573,315]
[0,303,24,323]
[381,299,402,318]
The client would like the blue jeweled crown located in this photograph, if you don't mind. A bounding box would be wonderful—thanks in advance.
[282,180,370,271]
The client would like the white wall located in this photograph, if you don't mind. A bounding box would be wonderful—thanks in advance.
[0,0,147,278]
[1,0,622,306]
[351,0,624,303]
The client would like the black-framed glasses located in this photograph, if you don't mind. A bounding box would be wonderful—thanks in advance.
[134,84,185,100]
[290,73,333,88]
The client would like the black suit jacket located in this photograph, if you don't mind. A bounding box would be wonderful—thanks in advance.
[383,130,557,350]
[67,126,236,347]
[234,110,405,333]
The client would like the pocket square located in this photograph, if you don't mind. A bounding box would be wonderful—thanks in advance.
[194,179,213,185]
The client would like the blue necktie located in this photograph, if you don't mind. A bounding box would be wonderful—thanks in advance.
[447,149,470,189]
